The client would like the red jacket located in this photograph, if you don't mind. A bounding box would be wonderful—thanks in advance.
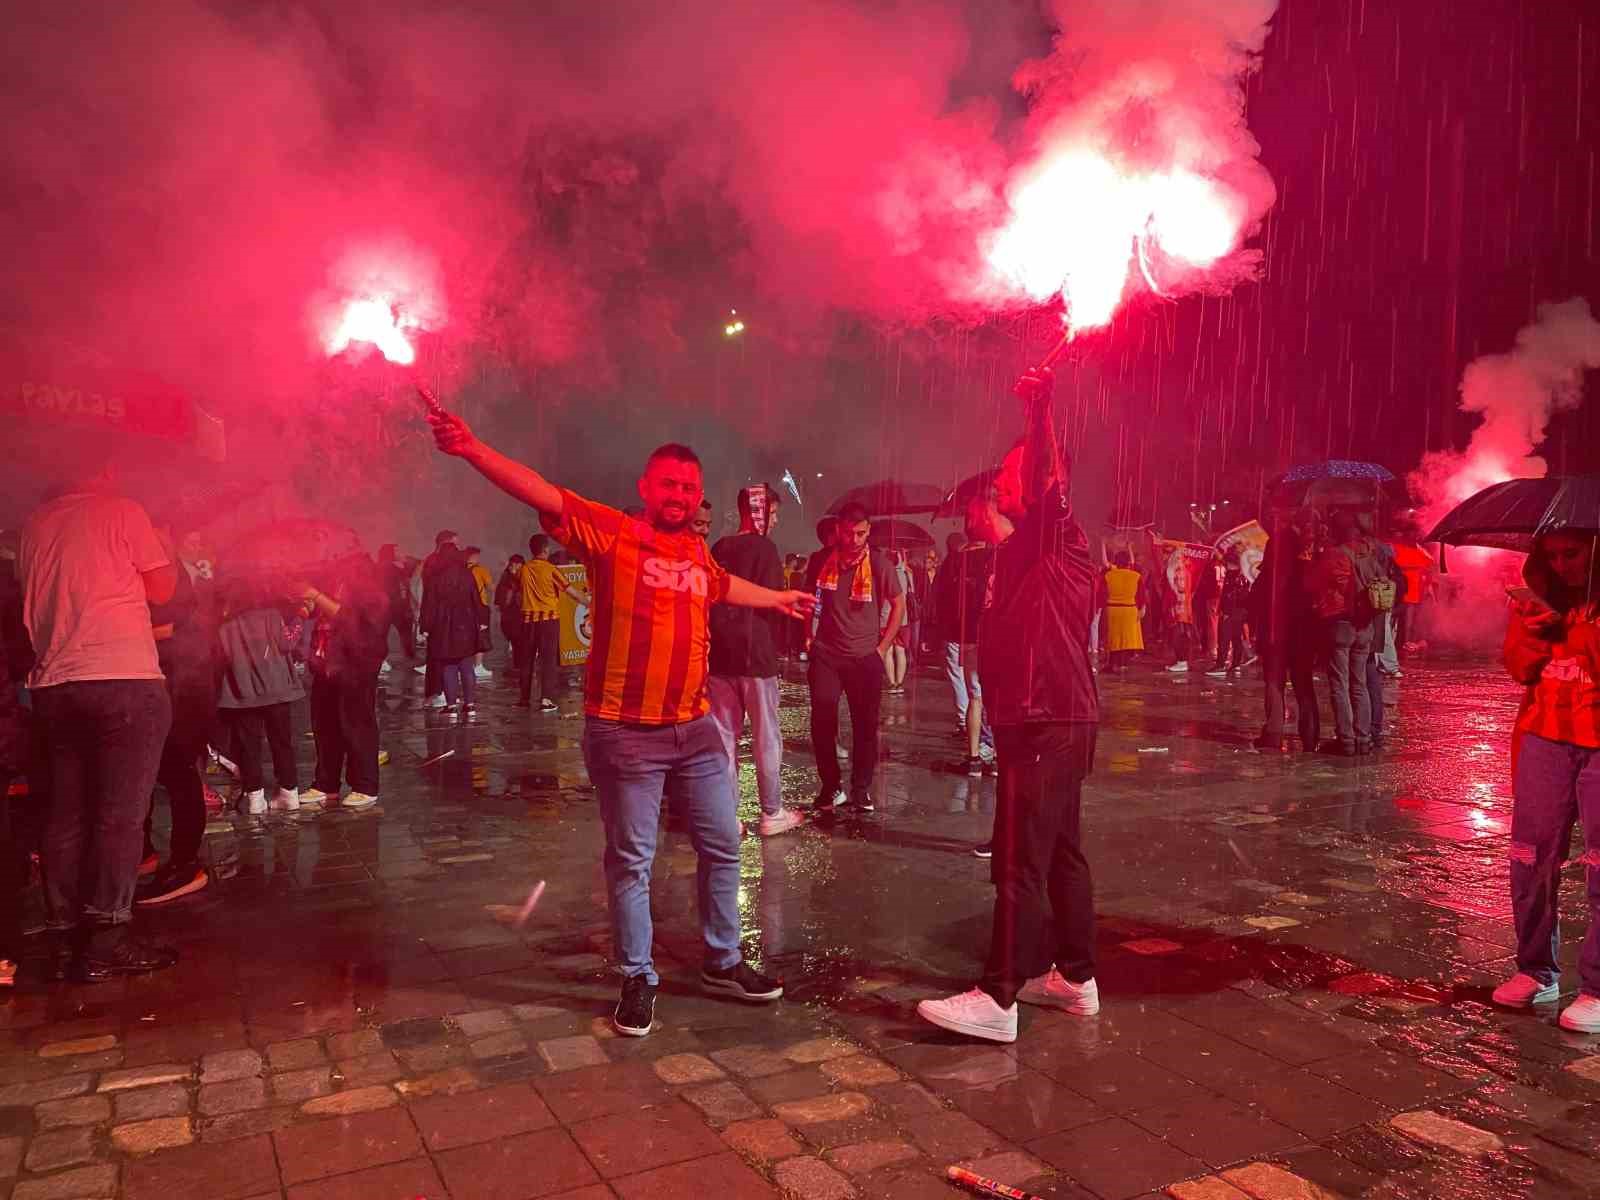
[1504,608,1600,752]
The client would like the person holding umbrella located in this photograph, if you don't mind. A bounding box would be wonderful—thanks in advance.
[1495,529,1600,1032]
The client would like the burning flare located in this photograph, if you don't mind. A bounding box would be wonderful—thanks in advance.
[324,297,419,365]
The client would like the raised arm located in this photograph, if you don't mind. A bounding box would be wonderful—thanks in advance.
[428,405,564,518]
[1013,367,1062,509]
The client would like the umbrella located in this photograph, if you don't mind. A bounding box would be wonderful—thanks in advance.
[869,519,934,552]
[934,469,1000,519]
[1425,475,1600,553]
[825,480,945,517]
[1280,460,1395,483]
[220,518,365,577]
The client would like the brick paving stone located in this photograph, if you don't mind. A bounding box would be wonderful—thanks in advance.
[271,1067,333,1103]
[824,1139,919,1175]
[1028,1117,1207,1200]
[1305,1048,1467,1108]
[274,1104,422,1184]
[24,1125,98,1172]
[1,1073,93,1105]
[950,1071,1103,1143]
[37,1035,117,1059]
[1219,1162,1341,1199]
[397,1041,467,1073]
[774,1092,871,1126]
[471,1031,530,1060]
[434,1127,599,1200]
[1389,1110,1504,1155]
[380,1016,451,1050]
[538,1034,608,1071]
[410,1080,555,1151]
[198,1106,298,1143]
[867,1081,945,1120]
[12,1162,118,1200]
[652,1053,726,1085]
[534,1061,671,1123]
[510,1003,569,1022]
[773,1155,856,1199]
[394,1066,478,1099]
[266,1039,327,1071]
[284,1156,444,1200]
[114,1083,189,1123]
[300,1085,398,1115]
[36,1093,112,1128]
[783,1037,859,1064]
[454,1009,515,1038]
[711,1045,792,1078]
[1127,1094,1305,1168]
[819,1056,899,1087]
[568,1099,726,1178]
[123,1133,279,1200]
[612,1151,779,1199]
[99,1064,190,1094]
[722,1117,804,1162]
[1167,1179,1253,1199]
[334,1051,403,1087]
[1564,1056,1600,1082]
[112,1116,194,1154]
[200,1049,263,1084]
[747,1068,834,1106]
[1198,1065,1376,1141]
[903,1112,1006,1161]
[0,1133,20,1175]
[681,1080,762,1125]
[198,1076,267,1116]
[326,1029,385,1060]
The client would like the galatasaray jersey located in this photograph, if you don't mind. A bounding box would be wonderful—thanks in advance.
[543,489,730,725]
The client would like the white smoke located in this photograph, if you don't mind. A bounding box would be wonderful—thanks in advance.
[1413,297,1600,534]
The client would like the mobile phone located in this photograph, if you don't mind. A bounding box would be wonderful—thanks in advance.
[1505,585,1555,612]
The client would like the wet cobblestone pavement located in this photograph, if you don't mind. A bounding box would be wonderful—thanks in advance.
[2,658,1598,1199]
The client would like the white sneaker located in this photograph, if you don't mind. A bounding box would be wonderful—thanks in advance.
[413,664,427,674]
[379,661,392,675]
[1492,972,1560,1009]
[1205,668,1229,678]
[798,652,808,662]
[916,987,1018,1043]
[978,743,997,765]
[341,792,378,810]
[1017,968,1100,1015]
[758,810,806,837]
[243,788,267,816]
[1558,993,1600,1032]
[1167,661,1189,674]
[298,788,330,807]
[270,788,300,813]
[425,693,447,709]
[473,665,493,680]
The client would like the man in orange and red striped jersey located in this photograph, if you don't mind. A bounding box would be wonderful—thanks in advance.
[429,409,814,1038]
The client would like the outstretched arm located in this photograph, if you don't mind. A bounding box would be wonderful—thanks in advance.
[1013,367,1061,509]
[429,405,564,518]
[726,575,816,621]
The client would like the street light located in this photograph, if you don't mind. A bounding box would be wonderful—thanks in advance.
[723,308,746,337]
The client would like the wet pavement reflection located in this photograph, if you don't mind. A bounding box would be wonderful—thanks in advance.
[2,657,1597,1199]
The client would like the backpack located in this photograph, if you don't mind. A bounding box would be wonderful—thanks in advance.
[1340,544,1395,620]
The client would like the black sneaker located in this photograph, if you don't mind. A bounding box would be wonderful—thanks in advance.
[613,975,657,1036]
[136,863,209,907]
[701,960,784,1003]
[846,792,875,813]
[972,842,994,859]
[70,934,179,982]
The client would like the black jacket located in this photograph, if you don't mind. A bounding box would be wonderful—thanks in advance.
[710,533,784,678]
[421,551,489,662]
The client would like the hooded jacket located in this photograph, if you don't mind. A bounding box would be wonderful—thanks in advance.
[421,548,490,662]
[1503,545,1600,752]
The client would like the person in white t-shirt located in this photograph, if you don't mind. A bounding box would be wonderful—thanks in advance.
[19,469,181,982]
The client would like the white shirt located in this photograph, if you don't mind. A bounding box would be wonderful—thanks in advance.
[20,492,169,688]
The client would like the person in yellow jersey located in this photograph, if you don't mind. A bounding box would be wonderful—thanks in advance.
[464,547,495,681]
[517,535,589,712]
[1101,551,1146,674]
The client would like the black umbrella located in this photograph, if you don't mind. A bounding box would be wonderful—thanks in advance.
[934,469,1000,519]
[868,519,934,551]
[826,480,945,517]
[1425,475,1600,553]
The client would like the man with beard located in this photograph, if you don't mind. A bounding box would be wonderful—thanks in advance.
[917,366,1100,1042]
[429,410,814,1038]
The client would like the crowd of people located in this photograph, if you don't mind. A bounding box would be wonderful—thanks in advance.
[0,372,1595,1045]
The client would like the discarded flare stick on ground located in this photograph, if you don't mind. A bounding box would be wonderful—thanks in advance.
[946,1165,1045,1200]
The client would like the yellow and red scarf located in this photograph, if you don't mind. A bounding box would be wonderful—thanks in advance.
[816,550,873,603]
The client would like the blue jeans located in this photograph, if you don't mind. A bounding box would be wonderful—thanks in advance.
[1324,619,1374,746]
[943,642,994,746]
[708,675,783,818]
[437,658,476,706]
[1511,733,1600,996]
[582,715,742,985]
[35,680,171,933]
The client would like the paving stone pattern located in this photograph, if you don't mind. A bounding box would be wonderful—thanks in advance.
[0,661,1594,1197]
